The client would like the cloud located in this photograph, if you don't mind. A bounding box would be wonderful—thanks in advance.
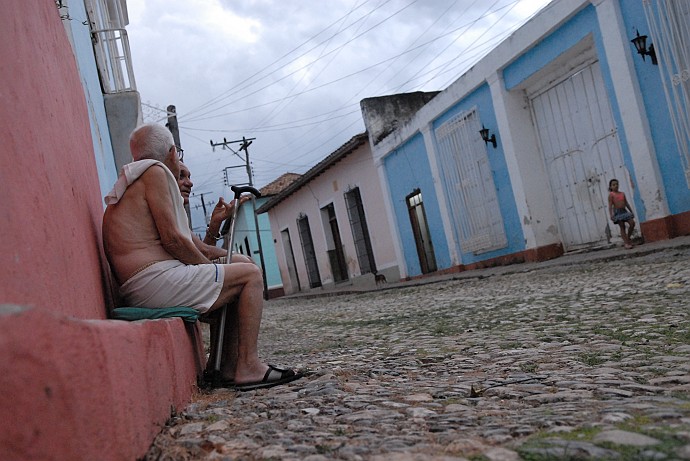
[127,0,553,231]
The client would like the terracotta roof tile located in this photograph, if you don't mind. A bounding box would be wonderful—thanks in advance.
[259,172,302,196]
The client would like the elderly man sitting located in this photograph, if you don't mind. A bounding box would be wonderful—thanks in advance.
[102,123,301,391]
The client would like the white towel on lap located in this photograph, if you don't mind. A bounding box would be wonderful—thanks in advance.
[119,260,224,313]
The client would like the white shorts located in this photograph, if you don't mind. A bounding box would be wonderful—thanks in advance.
[119,260,225,314]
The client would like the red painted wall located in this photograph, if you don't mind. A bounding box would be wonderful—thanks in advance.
[0,3,201,460]
[0,0,108,319]
[0,305,200,461]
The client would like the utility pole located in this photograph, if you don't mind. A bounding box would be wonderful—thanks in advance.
[166,105,183,157]
[210,136,269,299]
[165,104,190,226]
[191,191,214,225]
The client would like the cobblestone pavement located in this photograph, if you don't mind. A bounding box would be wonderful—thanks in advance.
[146,246,690,461]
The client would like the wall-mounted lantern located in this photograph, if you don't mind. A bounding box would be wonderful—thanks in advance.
[631,29,658,65]
[479,125,497,149]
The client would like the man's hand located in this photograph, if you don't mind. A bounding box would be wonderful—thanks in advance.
[204,195,252,246]
[209,195,251,230]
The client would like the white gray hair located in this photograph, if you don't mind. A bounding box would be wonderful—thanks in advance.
[129,123,175,162]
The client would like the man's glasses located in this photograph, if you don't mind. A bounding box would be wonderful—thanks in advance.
[170,145,184,162]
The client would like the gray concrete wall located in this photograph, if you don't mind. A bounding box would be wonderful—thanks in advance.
[360,91,439,146]
[104,91,142,171]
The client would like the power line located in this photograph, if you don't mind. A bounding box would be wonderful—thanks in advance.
[143,1,555,191]
[180,1,523,125]
[249,0,549,172]
[179,0,390,121]
[180,0,420,124]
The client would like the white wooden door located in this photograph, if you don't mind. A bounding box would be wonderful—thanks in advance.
[531,62,633,250]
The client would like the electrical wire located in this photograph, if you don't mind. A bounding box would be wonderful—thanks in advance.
[164,1,555,195]
[180,0,399,123]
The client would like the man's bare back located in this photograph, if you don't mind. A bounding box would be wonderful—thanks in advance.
[103,164,207,285]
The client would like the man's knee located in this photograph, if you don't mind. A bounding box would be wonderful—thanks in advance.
[246,263,263,284]
[222,262,262,285]
[231,254,253,264]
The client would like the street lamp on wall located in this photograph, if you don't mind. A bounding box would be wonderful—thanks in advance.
[631,29,658,65]
[479,125,497,149]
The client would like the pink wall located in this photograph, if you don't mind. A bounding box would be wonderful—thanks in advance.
[0,306,200,461]
[0,0,108,319]
[267,141,399,293]
[0,3,201,460]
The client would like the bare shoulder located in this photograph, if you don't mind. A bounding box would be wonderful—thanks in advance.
[139,164,174,202]
[140,163,169,185]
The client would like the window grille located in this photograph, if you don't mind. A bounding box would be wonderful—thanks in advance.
[434,108,507,254]
[644,0,690,186]
[84,0,137,93]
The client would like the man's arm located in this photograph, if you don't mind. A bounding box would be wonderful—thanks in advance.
[192,233,227,260]
[143,166,211,265]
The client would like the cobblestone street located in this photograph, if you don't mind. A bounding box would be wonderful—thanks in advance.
[146,245,690,461]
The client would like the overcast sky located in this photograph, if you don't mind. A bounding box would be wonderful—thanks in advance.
[127,0,553,232]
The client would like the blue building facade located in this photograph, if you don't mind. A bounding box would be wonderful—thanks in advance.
[364,0,690,279]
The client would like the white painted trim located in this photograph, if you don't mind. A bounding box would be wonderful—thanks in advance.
[489,72,537,249]
[375,159,408,279]
[422,124,460,265]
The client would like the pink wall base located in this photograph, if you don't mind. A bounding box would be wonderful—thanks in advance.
[0,305,200,461]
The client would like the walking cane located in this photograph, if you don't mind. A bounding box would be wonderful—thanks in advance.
[212,184,261,386]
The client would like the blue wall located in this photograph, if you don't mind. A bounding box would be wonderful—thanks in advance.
[504,5,596,90]
[234,197,282,289]
[431,83,524,265]
[65,1,118,202]
[619,1,690,216]
[384,133,450,276]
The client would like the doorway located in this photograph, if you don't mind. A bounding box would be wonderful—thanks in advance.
[407,189,437,274]
[280,229,300,292]
[344,187,376,274]
[531,61,633,249]
[321,203,349,283]
[296,215,321,288]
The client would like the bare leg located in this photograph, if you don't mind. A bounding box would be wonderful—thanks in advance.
[619,223,632,248]
[627,219,636,243]
[216,304,239,381]
[208,263,270,384]
[226,265,267,384]
[231,253,254,264]
[205,253,256,380]
[204,262,302,389]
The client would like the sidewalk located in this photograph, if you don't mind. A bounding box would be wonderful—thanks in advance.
[288,235,690,298]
